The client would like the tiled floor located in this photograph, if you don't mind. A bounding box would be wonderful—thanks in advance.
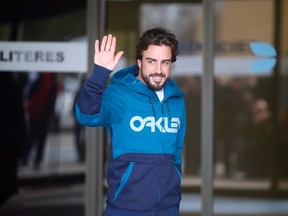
[181,193,288,215]
[1,184,288,216]
[4,130,287,216]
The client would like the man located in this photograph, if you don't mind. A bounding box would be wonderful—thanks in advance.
[75,27,186,216]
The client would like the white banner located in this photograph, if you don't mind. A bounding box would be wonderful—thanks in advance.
[0,42,87,73]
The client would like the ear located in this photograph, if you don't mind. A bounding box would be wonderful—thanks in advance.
[137,59,142,69]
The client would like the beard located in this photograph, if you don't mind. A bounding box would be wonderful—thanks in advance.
[139,69,169,91]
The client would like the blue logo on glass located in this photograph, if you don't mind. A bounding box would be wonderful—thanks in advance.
[249,42,277,73]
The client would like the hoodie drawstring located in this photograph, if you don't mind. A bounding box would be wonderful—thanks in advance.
[148,97,172,121]
[165,100,172,121]
[148,97,157,119]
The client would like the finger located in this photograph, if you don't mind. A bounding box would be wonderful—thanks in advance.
[95,39,100,54]
[114,51,124,64]
[100,35,107,52]
[106,34,113,51]
[110,36,116,53]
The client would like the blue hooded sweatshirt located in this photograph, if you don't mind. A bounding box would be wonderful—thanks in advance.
[75,64,186,211]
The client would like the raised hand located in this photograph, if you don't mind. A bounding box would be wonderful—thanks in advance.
[94,34,124,71]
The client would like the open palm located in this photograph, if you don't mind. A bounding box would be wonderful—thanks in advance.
[94,34,124,71]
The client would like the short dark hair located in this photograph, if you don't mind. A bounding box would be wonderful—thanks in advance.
[136,27,179,63]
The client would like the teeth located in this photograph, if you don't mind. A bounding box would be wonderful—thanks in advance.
[152,75,162,78]
[151,74,164,78]
[153,77,162,83]
[150,74,164,83]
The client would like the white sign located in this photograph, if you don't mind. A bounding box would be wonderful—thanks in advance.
[0,42,87,73]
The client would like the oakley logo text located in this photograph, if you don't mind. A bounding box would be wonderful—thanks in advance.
[130,116,180,133]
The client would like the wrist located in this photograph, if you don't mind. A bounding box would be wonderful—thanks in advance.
[89,64,112,85]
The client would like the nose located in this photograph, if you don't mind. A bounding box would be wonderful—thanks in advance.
[155,62,162,74]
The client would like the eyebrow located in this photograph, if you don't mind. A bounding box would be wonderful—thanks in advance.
[145,57,172,62]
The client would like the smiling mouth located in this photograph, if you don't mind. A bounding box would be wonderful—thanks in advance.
[151,74,165,83]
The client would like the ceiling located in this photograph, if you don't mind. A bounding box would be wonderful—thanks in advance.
[1,0,86,23]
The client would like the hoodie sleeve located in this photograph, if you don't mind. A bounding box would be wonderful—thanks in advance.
[74,64,124,127]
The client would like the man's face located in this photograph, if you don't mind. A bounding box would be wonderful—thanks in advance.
[137,45,172,91]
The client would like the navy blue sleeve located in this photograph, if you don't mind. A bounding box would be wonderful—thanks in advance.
[76,64,111,115]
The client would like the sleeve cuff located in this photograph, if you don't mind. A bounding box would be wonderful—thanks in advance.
[89,64,112,85]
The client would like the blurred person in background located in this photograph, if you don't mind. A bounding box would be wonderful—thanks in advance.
[21,72,57,170]
[247,98,272,178]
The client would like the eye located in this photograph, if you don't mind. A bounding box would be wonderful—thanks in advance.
[148,59,156,64]
[162,60,171,65]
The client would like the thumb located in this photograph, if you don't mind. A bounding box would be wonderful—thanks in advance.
[114,51,124,64]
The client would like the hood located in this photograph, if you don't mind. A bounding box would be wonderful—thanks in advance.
[111,64,138,84]
[111,64,184,101]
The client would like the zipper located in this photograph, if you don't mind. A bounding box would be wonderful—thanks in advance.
[160,102,165,159]
[156,102,165,207]
[156,163,161,207]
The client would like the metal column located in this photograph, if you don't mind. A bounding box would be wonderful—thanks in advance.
[201,0,215,216]
[86,0,106,215]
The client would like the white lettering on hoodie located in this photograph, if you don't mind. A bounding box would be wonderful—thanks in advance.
[130,116,180,133]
